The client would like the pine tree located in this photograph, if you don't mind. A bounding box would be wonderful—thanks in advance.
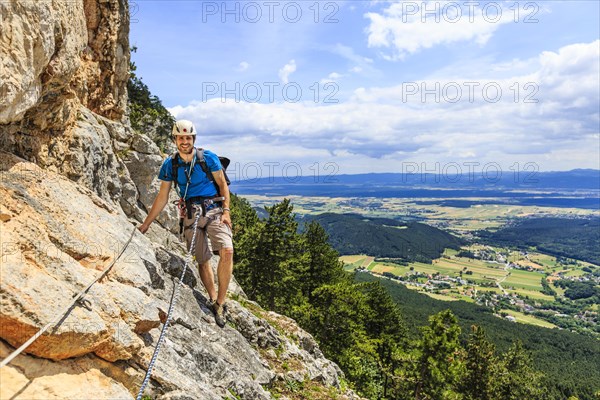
[307,283,368,356]
[358,282,408,399]
[300,220,346,302]
[461,325,498,400]
[412,309,465,400]
[306,282,383,398]
[496,341,547,400]
[248,199,303,311]
[230,194,262,296]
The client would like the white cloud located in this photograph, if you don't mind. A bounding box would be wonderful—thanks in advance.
[278,60,297,84]
[320,72,344,85]
[236,61,250,72]
[330,44,379,77]
[170,41,600,173]
[364,1,516,60]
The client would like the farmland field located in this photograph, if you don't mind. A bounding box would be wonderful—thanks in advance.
[503,270,545,291]
[423,292,461,301]
[244,194,597,233]
[343,243,595,305]
[339,255,367,263]
[505,288,554,301]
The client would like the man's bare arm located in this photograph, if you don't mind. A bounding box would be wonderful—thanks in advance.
[139,180,172,233]
[213,170,230,208]
[212,170,231,228]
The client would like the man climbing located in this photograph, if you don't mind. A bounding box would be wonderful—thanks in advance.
[138,119,233,327]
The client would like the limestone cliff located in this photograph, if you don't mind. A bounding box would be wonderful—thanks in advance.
[0,1,357,399]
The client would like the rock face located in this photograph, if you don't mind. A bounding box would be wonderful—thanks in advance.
[0,0,129,163]
[0,1,357,399]
[0,156,352,399]
[0,0,128,126]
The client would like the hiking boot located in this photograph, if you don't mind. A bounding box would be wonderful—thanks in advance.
[212,301,227,328]
[207,297,217,309]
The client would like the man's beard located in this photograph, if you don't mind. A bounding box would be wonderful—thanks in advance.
[178,144,194,154]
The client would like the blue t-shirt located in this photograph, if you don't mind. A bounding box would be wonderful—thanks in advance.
[158,149,222,199]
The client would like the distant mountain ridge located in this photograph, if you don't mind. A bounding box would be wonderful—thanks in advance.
[235,168,600,191]
[234,169,600,209]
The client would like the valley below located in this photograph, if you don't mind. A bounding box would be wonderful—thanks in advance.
[241,192,599,336]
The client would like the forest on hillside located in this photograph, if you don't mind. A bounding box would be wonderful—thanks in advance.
[355,273,600,400]
[303,213,464,262]
[477,217,600,265]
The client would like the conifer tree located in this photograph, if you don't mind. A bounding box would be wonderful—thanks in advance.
[359,282,407,399]
[249,199,303,311]
[496,341,546,400]
[300,220,346,301]
[461,325,498,400]
[412,309,465,400]
[230,194,262,296]
[306,282,383,398]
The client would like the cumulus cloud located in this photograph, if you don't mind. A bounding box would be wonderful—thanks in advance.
[170,41,600,173]
[278,60,297,84]
[364,1,516,60]
[236,61,250,72]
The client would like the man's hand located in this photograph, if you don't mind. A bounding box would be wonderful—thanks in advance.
[138,181,171,235]
[138,223,150,234]
[220,211,232,229]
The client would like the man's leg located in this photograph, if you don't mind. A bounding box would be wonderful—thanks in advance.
[198,261,217,302]
[184,212,215,302]
[216,247,234,305]
[205,209,234,327]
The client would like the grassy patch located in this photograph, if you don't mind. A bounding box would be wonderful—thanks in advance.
[339,255,367,264]
[259,346,303,374]
[503,269,545,291]
[506,288,554,301]
[499,309,557,329]
[228,388,243,400]
[563,269,586,277]
[422,292,461,301]
[268,377,346,400]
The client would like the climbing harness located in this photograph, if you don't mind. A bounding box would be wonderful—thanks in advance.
[136,204,203,400]
[0,226,137,369]
[175,195,225,236]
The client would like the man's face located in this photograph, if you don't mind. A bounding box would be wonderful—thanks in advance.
[175,135,195,154]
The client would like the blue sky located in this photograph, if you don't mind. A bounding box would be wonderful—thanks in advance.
[130,1,599,177]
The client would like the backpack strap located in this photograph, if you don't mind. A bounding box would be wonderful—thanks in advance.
[196,148,214,183]
[197,148,224,196]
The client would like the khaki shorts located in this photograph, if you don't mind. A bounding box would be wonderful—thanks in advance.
[183,207,233,264]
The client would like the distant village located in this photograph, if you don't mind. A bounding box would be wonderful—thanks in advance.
[356,245,599,334]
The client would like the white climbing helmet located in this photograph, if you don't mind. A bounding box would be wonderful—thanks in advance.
[172,119,196,136]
